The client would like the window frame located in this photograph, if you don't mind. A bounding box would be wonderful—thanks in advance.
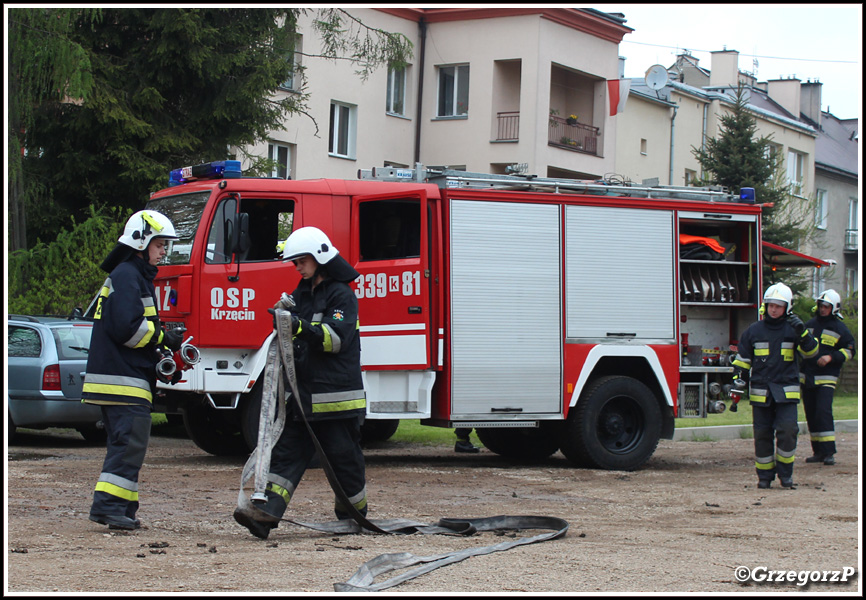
[268,142,292,180]
[815,188,828,230]
[329,101,357,159]
[436,64,470,118]
[386,66,407,116]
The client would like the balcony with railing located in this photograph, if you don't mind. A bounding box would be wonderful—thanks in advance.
[548,115,599,155]
[495,111,520,141]
[844,228,858,252]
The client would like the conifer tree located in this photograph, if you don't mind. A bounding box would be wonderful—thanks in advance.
[691,83,817,293]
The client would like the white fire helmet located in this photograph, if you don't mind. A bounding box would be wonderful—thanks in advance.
[816,289,842,316]
[763,282,793,313]
[282,226,339,264]
[119,210,178,251]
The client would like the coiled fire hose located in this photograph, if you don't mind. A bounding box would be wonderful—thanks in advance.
[236,309,568,592]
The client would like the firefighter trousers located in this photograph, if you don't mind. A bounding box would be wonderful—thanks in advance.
[802,385,836,457]
[752,398,799,482]
[266,415,367,521]
[90,404,152,520]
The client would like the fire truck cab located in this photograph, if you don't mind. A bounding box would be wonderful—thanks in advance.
[146,160,766,471]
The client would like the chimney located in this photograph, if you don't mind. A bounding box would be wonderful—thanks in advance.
[709,49,739,87]
[766,77,802,118]
[800,80,823,127]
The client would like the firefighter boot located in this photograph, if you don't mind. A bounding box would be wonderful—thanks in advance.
[823,455,836,466]
[805,454,825,463]
[233,492,286,540]
[757,480,772,489]
[89,513,138,530]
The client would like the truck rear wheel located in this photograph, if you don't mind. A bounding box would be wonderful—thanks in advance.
[557,375,662,471]
[182,395,249,456]
[476,424,560,460]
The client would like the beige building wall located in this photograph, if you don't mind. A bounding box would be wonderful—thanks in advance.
[242,9,420,181]
[613,95,672,185]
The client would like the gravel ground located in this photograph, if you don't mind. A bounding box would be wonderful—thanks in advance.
[5,426,861,595]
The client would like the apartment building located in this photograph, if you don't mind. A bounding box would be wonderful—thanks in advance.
[615,49,857,296]
[236,7,631,181]
[233,8,856,296]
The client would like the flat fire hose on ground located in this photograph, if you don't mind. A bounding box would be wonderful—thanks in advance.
[236,310,569,592]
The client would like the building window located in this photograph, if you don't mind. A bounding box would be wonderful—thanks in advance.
[786,149,804,194]
[329,101,356,158]
[437,64,469,117]
[684,168,697,186]
[846,268,858,295]
[847,197,859,251]
[815,188,828,229]
[812,268,827,298]
[386,66,407,116]
[268,142,292,179]
[640,139,648,155]
[279,34,303,91]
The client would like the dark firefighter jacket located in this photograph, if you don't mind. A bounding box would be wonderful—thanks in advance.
[800,314,856,388]
[732,314,819,405]
[82,255,164,408]
[289,275,365,421]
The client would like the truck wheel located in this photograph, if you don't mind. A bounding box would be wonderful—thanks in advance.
[557,375,662,471]
[476,424,560,460]
[182,395,249,456]
[360,419,400,444]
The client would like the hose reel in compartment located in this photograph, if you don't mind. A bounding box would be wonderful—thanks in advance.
[680,261,749,304]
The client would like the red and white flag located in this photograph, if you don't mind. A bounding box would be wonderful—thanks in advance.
[607,78,631,116]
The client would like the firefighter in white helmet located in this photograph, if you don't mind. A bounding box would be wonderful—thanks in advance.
[800,290,856,466]
[83,210,185,530]
[731,282,818,489]
[234,226,367,539]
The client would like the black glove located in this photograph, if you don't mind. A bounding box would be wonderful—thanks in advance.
[268,307,300,334]
[157,369,182,385]
[163,327,185,351]
[787,314,806,336]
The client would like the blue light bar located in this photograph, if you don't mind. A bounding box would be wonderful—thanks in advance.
[168,160,242,187]
[739,187,756,203]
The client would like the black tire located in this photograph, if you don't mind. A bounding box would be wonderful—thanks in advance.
[476,424,560,460]
[182,395,249,456]
[8,411,17,444]
[557,375,662,471]
[77,424,108,445]
[360,419,400,444]
[240,381,265,453]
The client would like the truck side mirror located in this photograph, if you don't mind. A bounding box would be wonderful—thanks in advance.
[237,212,250,256]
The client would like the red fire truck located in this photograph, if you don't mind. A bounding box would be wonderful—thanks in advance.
[143,160,767,470]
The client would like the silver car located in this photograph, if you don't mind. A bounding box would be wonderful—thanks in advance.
[7,315,105,443]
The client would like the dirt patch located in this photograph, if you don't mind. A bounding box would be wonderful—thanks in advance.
[5,427,860,594]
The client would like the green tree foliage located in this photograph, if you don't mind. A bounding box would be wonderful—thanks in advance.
[8,205,131,316]
[8,7,100,253]
[691,83,815,295]
[14,8,414,250]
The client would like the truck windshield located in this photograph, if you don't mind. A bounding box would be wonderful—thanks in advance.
[145,191,210,265]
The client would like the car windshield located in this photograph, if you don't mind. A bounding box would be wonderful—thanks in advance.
[145,191,211,265]
[53,325,93,360]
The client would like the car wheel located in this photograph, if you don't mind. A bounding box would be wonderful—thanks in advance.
[8,411,17,444]
[77,424,108,445]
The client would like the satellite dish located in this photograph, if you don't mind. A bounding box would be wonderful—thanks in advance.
[645,64,668,91]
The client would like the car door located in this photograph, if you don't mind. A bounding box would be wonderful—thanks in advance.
[8,324,45,401]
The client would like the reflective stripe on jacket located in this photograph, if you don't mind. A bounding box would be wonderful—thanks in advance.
[800,315,856,389]
[733,315,818,404]
[290,276,366,421]
[83,256,161,407]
